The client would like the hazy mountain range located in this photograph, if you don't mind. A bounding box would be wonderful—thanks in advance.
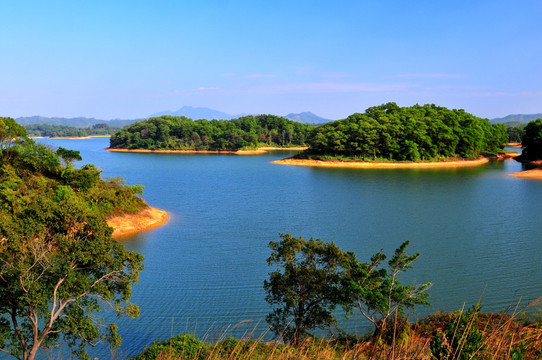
[13,107,541,129]
[15,106,333,128]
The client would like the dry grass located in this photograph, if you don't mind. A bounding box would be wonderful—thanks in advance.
[134,304,542,360]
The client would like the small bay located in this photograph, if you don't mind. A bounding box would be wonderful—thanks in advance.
[39,138,542,358]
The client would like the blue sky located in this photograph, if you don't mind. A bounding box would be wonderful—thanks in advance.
[1,1,541,120]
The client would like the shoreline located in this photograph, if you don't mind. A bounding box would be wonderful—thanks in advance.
[270,157,493,169]
[105,146,308,155]
[509,169,542,180]
[107,206,168,238]
[31,135,111,140]
[509,159,542,180]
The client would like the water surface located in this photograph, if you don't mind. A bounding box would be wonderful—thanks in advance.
[39,138,542,357]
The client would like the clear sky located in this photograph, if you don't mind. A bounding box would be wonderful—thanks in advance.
[1,1,541,120]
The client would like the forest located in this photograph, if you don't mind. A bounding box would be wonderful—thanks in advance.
[25,123,120,137]
[301,103,508,161]
[109,114,314,150]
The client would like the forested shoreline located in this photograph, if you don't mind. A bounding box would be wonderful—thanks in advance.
[25,123,120,137]
[107,104,511,162]
[299,103,507,161]
[109,114,314,150]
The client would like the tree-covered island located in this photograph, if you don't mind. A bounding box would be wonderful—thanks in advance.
[292,103,507,163]
[108,114,314,151]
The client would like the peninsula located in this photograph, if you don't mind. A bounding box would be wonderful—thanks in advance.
[108,206,168,238]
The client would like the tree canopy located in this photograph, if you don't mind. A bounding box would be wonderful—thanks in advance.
[301,103,507,161]
[264,234,347,343]
[109,114,314,150]
[0,136,146,359]
[519,118,542,160]
[264,234,430,344]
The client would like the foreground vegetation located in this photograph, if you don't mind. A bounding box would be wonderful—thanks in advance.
[300,103,507,161]
[132,309,542,359]
[0,117,145,360]
[134,234,541,359]
[109,115,314,150]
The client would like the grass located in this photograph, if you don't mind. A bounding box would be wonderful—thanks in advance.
[130,302,542,360]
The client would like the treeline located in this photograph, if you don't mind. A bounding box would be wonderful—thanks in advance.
[303,103,508,161]
[25,123,120,137]
[109,115,314,150]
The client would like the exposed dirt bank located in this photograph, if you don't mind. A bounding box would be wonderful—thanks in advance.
[271,157,493,169]
[508,142,522,148]
[509,169,542,180]
[509,159,542,180]
[108,207,168,238]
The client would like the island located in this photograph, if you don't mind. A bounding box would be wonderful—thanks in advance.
[272,103,508,168]
[107,114,313,151]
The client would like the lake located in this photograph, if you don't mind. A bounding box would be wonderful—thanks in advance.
[39,138,542,358]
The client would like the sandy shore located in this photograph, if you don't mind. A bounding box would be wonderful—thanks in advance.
[509,160,542,180]
[271,157,493,169]
[106,146,308,155]
[509,169,542,180]
[507,142,522,148]
[107,206,168,238]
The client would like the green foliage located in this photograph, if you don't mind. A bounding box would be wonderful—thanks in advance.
[131,333,207,360]
[109,114,314,150]
[24,123,120,137]
[507,125,526,143]
[430,305,485,360]
[342,241,431,340]
[303,103,507,161]
[263,234,348,344]
[56,147,82,165]
[0,133,146,360]
[0,117,28,162]
[520,118,542,160]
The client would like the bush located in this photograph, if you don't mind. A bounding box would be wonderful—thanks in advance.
[131,333,207,360]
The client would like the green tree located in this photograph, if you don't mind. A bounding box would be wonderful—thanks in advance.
[0,183,143,360]
[0,117,27,160]
[263,234,347,344]
[56,147,82,166]
[342,241,431,340]
[0,142,144,360]
[521,118,542,160]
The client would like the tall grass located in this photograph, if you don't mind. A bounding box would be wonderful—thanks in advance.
[132,300,542,360]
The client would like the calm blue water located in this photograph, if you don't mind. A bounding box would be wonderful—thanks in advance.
[38,138,542,358]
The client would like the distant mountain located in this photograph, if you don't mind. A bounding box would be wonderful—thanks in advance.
[284,112,332,124]
[490,113,542,124]
[149,106,236,120]
[150,106,332,123]
[15,116,139,128]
